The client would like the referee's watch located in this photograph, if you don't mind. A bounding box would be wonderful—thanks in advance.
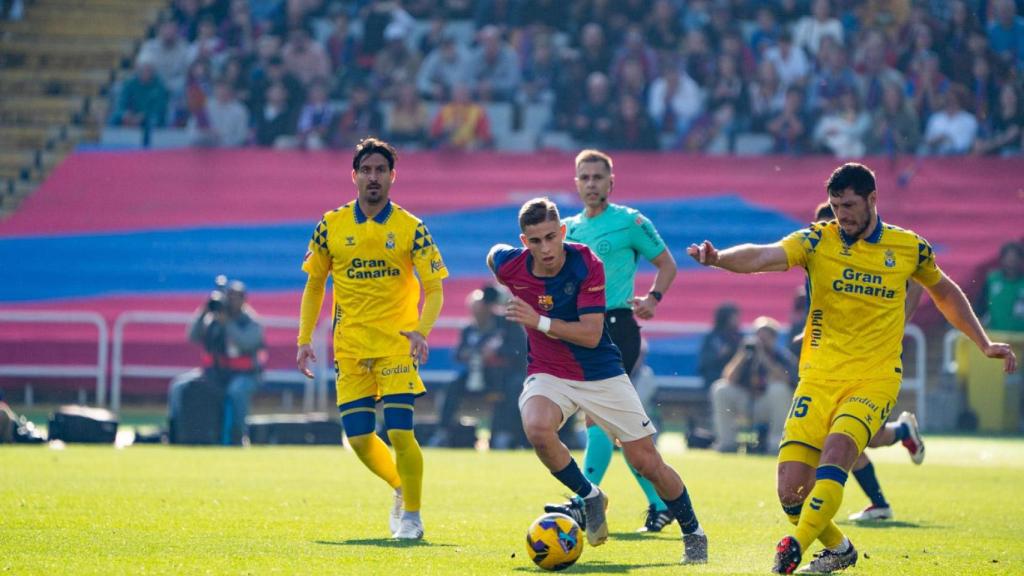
[648,290,663,303]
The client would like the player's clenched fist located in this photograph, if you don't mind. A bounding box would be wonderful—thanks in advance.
[687,240,719,266]
[505,295,541,329]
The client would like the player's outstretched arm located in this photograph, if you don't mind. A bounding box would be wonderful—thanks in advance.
[926,273,1018,373]
[505,295,605,348]
[686,240,789,273]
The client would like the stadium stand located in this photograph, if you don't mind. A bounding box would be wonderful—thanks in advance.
[0,0,164,214]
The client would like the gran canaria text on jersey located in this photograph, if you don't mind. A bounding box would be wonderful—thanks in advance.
[831,267,897,299]
[347,258,401,279]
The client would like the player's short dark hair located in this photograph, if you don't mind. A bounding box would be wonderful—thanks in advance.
[575,149,613,172]
[519,197,560,231]
[814,201,834,221]
[353,137,397,170]
[826,162,876,199]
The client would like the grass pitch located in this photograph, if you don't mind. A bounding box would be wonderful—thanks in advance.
[1,436,1022,575]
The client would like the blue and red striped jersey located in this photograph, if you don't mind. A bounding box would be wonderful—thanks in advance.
[490,242,624,381]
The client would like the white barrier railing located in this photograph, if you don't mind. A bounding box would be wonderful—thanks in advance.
[0,310,108,405]
[942,328,960,374]
[110,311,331,413]
[0,311,931,423]
[903,324,927,426]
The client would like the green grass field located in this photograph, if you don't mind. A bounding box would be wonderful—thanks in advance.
[2,436,1022,575]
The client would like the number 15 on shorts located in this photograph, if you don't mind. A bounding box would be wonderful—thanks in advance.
[789,395,812,418]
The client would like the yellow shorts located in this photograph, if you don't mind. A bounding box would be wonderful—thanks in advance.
[779,378,899,466]
[335,355,425,406]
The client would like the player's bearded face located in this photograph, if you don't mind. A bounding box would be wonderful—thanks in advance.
[352,153,395,205]
[575,161,612,209]
[830,188,876,240]
[520,220,567,273]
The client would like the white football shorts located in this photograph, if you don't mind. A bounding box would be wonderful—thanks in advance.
[518,372,656,442]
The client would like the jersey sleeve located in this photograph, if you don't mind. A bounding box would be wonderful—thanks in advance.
[301,217,331,278]
[488,244,520,283]
[411,222,449,282]
[911,234,942,287]
[578,247,607,316]
[628,212,668,260]
[779,224,823,270]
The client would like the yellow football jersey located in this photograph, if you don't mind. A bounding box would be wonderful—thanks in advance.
[781,218,942,381]
[300,200,448,359]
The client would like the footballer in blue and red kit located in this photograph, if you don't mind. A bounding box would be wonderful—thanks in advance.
[485,197,707,563]
[490,242,623,382]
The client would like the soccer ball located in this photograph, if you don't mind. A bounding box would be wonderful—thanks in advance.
[525,512,584,571]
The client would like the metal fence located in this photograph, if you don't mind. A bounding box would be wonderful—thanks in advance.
[0,310,930,427]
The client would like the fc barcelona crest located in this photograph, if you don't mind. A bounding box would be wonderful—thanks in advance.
[538,294,554,311]
[884,249,896,268]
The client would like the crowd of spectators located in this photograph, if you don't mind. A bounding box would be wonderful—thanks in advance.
[110,0,1024,156]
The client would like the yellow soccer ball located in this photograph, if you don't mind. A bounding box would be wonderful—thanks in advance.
[525,512,584,571]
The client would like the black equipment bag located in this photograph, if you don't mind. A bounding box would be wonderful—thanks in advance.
[48,405,118,444]
[171,376,225,445]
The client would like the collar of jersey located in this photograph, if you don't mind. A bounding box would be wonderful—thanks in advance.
[353,199,393,224]
[839,215,884,246]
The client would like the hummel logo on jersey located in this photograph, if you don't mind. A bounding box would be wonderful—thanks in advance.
[346,236,356,246]
[839,245,852,256]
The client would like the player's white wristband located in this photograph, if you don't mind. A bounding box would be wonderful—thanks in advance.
[536,316,552,334]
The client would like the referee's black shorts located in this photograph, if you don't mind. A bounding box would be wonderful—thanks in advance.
[606,308,641,376]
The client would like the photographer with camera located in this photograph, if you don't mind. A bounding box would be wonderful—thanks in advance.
[710,316,796,454]
[168,280,265,445]
[429,285,528,449]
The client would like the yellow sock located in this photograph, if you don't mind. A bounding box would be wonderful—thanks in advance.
[348,432,401,490]
[388,429,423,513]
[785,502,844,549]
[794,465,848,552]
[818,521,845,549]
